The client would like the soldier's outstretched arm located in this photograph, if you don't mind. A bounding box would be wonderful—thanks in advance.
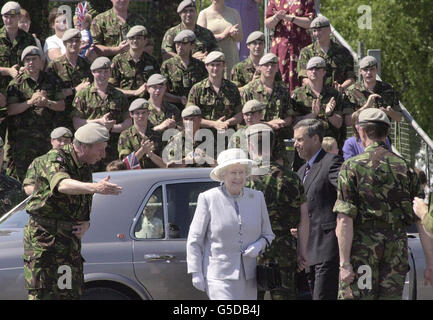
[416,220,433,288]
[57,177,122,196]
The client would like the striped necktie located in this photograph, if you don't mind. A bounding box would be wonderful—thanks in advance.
[303,163,311,183]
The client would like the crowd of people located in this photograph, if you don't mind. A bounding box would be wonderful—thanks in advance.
[0,0,433,301]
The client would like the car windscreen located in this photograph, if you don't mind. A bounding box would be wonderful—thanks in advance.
[0,200,29,228]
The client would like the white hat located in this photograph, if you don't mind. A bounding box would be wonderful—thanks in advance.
[210,148,254,182]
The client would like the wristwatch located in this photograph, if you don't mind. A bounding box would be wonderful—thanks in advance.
[340,261,351,268]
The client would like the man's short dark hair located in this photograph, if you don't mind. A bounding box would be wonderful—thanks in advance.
[293,119,325,143]
[358,122,389,140]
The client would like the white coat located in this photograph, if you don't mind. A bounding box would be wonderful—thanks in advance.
[187,185,275,299]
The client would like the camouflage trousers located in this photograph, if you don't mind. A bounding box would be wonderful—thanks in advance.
[338,227,408,300]
[258,240,298,300]
[23,216,84,300]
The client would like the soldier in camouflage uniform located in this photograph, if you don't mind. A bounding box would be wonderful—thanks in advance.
[0,2,37,137]
[245,123,309,300]
[23,127,72,196]
[72,57,132,170]
[297,16,355,93]
[292,57,352,151]
[187,51,242,156]
[0,135,25,218]
[118,98,165,169]
[165,105,215,168]
[146,74,182,134]
[46,29,93,130]
[241,53,295,166]
[110,25,160,103]
[161,0,219,62]
[228,99,266,156]
[6,46,65,181]
[231,31,282,89]
[90,0,145,57]
[345,56,403,123]
[23,123,122,300]
[334,108,433,299]
[160,29,207,110]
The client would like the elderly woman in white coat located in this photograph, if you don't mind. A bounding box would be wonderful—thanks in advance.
[187,148,275,300]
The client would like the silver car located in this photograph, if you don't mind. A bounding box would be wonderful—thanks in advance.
[0,168,430,299]
[0,168,218,300]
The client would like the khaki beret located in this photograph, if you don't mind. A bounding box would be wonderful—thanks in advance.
[1,1,20,15]
[242,99,266,114]
[181,105,201,118]
[129,98,149,112]
[259,53,278,66]
[204,51,225,64]
[174,29,196,43]
[0,136,4,148]
[147,73,167,86]
[246,31,265,44]
[359,55,378,69]
[177,0,196,13]
[74,123,110,144]
[310,15,330,29]
[245,123,274,138]
[126,25,148,38]
[50,127,73,139]
[306,56,326,69]
[62,28,81,42]
[21,46,43,61]
[358,108,391,127]
[90,57,111,71]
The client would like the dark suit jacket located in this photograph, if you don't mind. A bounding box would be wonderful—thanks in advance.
[297,149,343,266]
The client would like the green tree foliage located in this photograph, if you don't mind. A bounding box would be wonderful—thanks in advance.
[320,0,433,136]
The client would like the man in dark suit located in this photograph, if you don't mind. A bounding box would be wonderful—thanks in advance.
[294,119,343,300]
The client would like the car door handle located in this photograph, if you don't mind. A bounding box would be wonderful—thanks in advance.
[144,254,176,261]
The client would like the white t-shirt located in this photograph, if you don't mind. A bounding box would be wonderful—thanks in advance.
[43,34,66,60]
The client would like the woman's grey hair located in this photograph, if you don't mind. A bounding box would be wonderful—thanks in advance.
[293,119,325,143]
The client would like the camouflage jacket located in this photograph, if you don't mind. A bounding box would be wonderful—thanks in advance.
[72,83,129,163]
[333,141,423,230]
[118,125,162,169]
[26,144,93,221]
[187,78,242,121]
[297,39,355,86]
[23,154,46,188]
[230,57,283,88]
[246,162,306,265]
[160,55,207,98]
[46,55,93,129]
[228,126,248,154]
[6,71,65,180]
[291,83,351,142]
[148,101,182,129]
[241,78,294,121]
[110,50,160,94]
[161,22,219,56]
[0,173,25,218]
[345,80,401,112]
[165,130,214,167]
[91,8,146,48]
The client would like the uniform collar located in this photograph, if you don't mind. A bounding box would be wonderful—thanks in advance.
[364,141,387,152]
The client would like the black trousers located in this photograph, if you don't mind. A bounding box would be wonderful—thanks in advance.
[307,259,339,300]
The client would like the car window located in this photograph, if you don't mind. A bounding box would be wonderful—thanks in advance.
[134,186,165,239]
[166,181,218,239]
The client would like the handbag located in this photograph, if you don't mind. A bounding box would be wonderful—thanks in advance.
[256,238,281,291]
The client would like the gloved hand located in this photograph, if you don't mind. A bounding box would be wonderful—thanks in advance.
[192,272,205,292]
[242,238,267,258]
